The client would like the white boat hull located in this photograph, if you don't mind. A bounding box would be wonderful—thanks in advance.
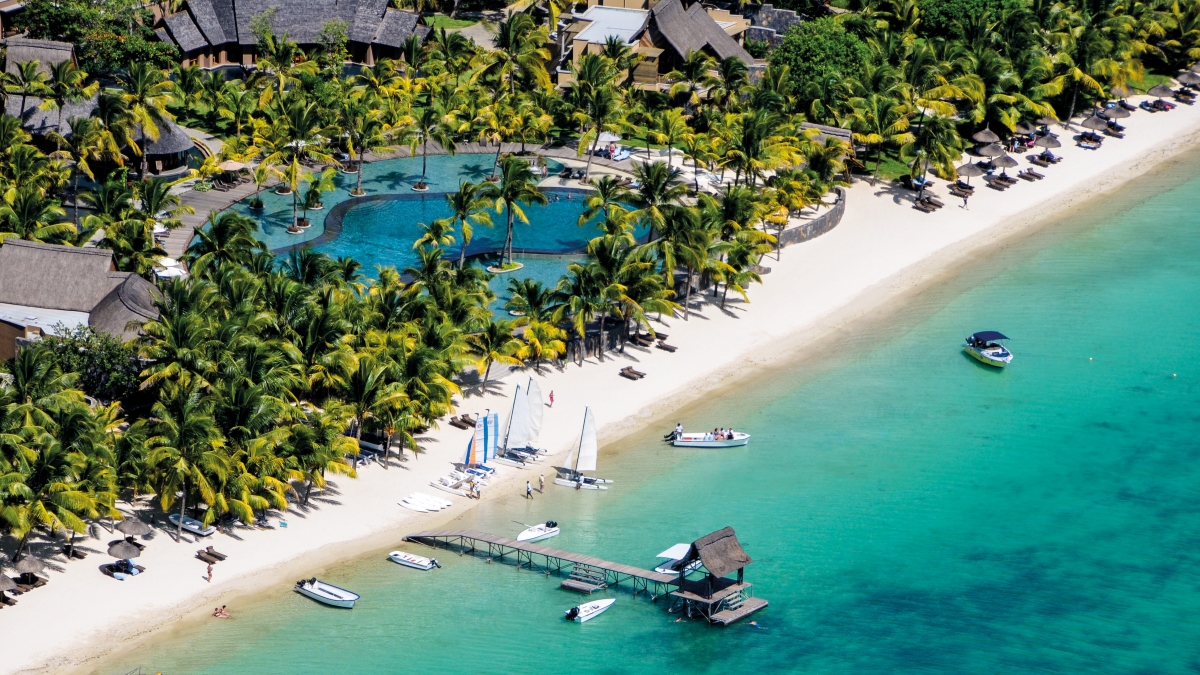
[388,551,438,570]
[554,477,607,490]
[399,499,429,512]
[517,525,560,542]
[295,579,359,608]
[965,345,1012,367]
[411,492,452,509]
[169,513,216,537]
[671,432,750,448]
[491,455,526,468]
[430,480,468,497]
[566,598,615,622]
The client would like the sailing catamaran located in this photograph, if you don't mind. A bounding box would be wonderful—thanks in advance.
[553,407,613,490]
[462,412,500,471]
[498,383,546,465]
[525,378,547,455]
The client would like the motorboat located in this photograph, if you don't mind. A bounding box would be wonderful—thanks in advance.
[516,521,560,543]
[294,578,359,608]
[169,513,216,537]
[565,598,615,622]
[964,331,1013,367]
[554,408,613,490]
[388,551,440,570]
[667,430,751,448]
[652,543,702,575]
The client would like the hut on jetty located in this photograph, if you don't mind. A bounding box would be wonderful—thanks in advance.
[669,527,767,625]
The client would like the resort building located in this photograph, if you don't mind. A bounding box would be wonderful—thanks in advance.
[555,0,754,88]
[152,0,429,69]
[0,241,160,360]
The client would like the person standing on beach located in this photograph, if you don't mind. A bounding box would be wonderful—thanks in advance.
[961,195,969,210]
[526,481,533,499]
[539,474,545,492]
[206,564,213,583]
[549,391,554,407]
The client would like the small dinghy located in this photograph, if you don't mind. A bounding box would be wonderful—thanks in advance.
[964,331,1013,368]
[666,430,751,448]
[388,551,441,571]
[653,543,702,575]
[565,598,615,622]
[516,520,560,543]
[169,513,216,537]
[294,578,359,608]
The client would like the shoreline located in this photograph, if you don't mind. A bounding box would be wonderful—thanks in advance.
[10,97,1200,675]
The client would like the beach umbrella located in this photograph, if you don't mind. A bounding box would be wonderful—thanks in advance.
[1104,107,1131,119]
[15,558,44,575]
[107,541,142,559]
[1149,84,1174,98]
[1081,115,1108,130]
[0,576,15,592]
[1191,63,1200,73]
[1110,84,1134,98]
[977,142,1005,157]
[1177,71,1200,86]
[971,127,1000,143]
[956,163,985,177]
[988,153,1017,168]
[1036,115,1060,126]
[115,519,152,537]
[1034,136,1062,149]
[218,160,245,172]
[1014,121,1036,134]
[597,132,621,144]
[157,256,180,268]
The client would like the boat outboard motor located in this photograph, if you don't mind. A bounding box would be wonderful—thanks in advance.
[546,521,558,528]
[565,606,580,621]
[431,559,441,569]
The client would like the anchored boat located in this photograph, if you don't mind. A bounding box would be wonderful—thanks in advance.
[964,331,1013,367]
[653,543,703,575]
[667,430,751,448]
[516,520,560,542]
[554,407,613,490]
[388,551,440,570]
[294,578,359,608]
[565,598,615,622]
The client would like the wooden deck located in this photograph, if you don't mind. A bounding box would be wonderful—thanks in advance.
[711,597,769,626]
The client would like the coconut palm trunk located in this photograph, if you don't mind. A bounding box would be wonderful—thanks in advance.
[503,208,515,265]
[684,266,694,320]
[584,125,601,179]
[422,136,429,183]
[176,482,187,541]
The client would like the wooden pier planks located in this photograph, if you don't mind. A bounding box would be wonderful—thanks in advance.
[710,597,769,626]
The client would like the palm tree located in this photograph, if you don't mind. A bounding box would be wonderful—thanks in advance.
[648,108,689,168]
[484,154,548,267]
[258,98,337,227]
[505,278,555,320]
[120,63,175,180]
[42,60,98,142]
[97,218,168,277]
[0,186,71,244]
[340,98,392,196]
[9,60,49,118]
[666,50,719,111]
[48,117,122,227]
[408,102,459,188]
[845,93,914,185]
[466,318,523,385]
[414,218,457,250]
[481,12,551,96]
[7,435,95,562]
[443,180,494,268]
[282,403,357,506]
[520,320,566,373]
[146,378,228,539]
[627,161,687,241]
[185,211,263,275]
[340,355,407,467]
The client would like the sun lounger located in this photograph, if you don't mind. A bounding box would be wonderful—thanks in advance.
[656,341,678,353]
[196,551,220,564]
[923,196,945,208]
[205,547,228,561]
[459,414,477,426]
[1079,140,1101,150]
[913,201,937,212]
[1018,171,1037,181]
[1028,156,1050,167]
[619,366,646,380]
[986,180,1008,191]
[447,416,470,429]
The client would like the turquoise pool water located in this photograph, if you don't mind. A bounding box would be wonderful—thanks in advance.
[107,152,1200,674]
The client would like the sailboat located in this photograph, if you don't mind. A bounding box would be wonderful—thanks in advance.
[553,407,613,490]
[498,384,544,465]
[463,412,499,474]
[525,378,547,455]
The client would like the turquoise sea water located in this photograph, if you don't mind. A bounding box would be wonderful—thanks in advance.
[106,154,1200,674]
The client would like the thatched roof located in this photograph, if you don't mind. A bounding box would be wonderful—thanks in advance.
[682,526,752,579]
[650,0,751,65]
[375,8,422,48]
[5,94,98,137]
[351,0,391,43]
[165,11,210,53]
[90,275,160,340]
[0,241,121,313]
[3,38,75,75]
[212,0,239,45]
[801,122,853,144]
[187,0,231,45]
[684,2,752,64]
[137,119,196,155]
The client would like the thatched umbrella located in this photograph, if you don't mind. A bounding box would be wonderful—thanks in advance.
[1037,115,1060,126]
[107,541,142,559]
[1190,63,1200,73]
[1177,71,1200,86]
[1104,106,1131,119]
[977,142,1005,157]
[0,575,15,592]
[972,127,1001,143]
[1110,84,1134,98]
[993,154,1018,169]
[1014,121,1037,134]
[1149,83,1175,98]
[956,162,985,186]
[16,558,44,575]
[1034,135,1062,149]
[116,519,152,537]
[1081,115,1108,131]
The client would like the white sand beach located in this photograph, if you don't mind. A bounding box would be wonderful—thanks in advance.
[8,96,1200,675]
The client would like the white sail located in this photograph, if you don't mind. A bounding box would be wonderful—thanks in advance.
[576,407,597,474]
[505,385,532,450]
[526,379,544,444]
[484,413,499,462]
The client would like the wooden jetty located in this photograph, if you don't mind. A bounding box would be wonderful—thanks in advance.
[406,526,769,626]
[405,529,679,598]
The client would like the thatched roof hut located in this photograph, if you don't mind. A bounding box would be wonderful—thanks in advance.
[3,38,76,75]
[649,0,752,66]
[681,526,753,579]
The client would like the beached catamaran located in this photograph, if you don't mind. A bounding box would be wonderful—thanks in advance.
[554,407,613,489]
[463,412,499,472]
[495,383,546,467]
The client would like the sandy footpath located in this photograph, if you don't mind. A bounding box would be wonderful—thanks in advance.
[8,96,1200,675]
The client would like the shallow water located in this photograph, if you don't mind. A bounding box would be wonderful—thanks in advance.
[107,153,1200,674]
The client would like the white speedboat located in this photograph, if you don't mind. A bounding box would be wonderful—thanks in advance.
[964,331,1013,367]
[554,408,613,490]
[388,551,440,570]
[653,543,702,575]
[516,521,560,543]
[294,578,359,608]
[169,513,216,537]
[565,598,615,622]
[669,431,751,448]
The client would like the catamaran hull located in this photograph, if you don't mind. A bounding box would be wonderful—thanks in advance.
[430,481,468,497]
[671,432,751,448]
[492,456,526,468]
[964,346,1012,368]
[554,477,608,490]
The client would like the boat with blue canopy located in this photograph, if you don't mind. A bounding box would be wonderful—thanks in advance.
[964,331,1013,367]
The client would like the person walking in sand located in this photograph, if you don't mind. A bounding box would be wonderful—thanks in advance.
[961,195,969,210]
[549,391,554,407]
[539,473,545,492]
[526,481,533,499]
[206,564,213,583]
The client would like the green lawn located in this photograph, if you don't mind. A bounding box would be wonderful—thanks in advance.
[423,14,478,29]
[1136,72,1174,91]
[856,152,911,183]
